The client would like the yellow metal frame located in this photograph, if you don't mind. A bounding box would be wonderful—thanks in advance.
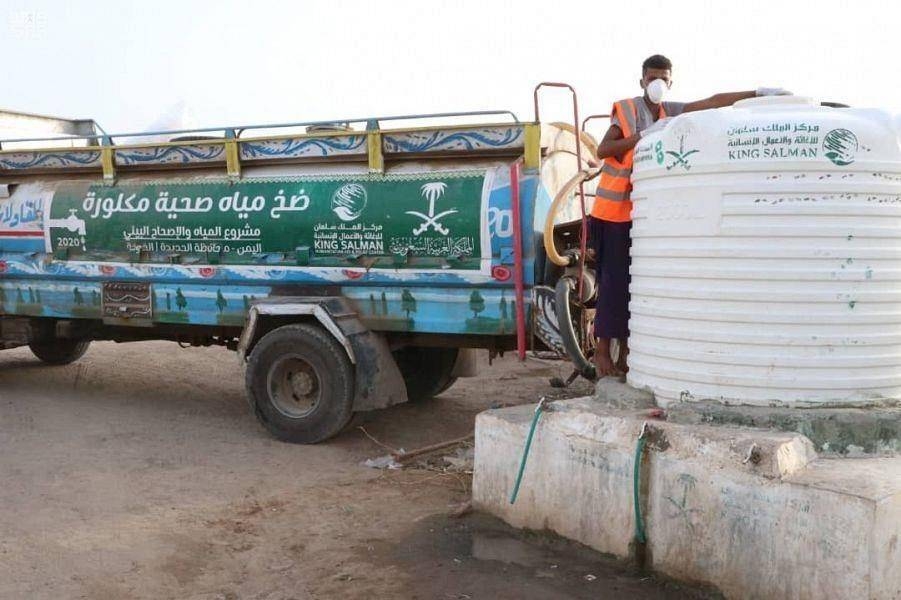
[100,147,115,180]
[524,123,541,170]
[0,122,524,155]
[0,121,531,178]
[367,131,383,173]
[224,139,241,178]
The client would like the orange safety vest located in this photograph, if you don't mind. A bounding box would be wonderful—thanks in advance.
[591,98,667,222]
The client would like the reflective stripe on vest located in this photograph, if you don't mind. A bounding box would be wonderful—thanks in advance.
[616,98,638,138]
[591,98,666,223]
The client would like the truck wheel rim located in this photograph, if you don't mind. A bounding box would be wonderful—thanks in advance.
[267,354,321,419]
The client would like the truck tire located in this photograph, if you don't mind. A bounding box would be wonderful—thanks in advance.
[245,324,354,444]
[393,347,459,402]
[28,339,91,365]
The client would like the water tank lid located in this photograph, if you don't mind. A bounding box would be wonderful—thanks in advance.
[733,96,819,109]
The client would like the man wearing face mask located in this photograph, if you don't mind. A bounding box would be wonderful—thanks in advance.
[591,53,790,377]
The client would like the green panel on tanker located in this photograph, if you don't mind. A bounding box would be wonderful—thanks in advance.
[48,173,486,269]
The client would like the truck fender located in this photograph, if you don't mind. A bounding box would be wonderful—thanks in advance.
[238,303,354,363]
[238,299,408,412]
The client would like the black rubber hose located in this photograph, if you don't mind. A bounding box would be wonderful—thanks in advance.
[555,276,596,381]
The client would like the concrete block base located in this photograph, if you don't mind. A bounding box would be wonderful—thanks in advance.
[473,398,901,600]
[667,401,901,456]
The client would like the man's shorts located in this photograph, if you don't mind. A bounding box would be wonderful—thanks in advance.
[589,216,632,339]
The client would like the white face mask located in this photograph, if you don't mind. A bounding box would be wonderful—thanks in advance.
[646,78,669,104]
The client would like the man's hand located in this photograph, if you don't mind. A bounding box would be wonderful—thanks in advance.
[640,117,672,138]
[756,87,793,96]
[684,91,756,113]
[597,124,640,161]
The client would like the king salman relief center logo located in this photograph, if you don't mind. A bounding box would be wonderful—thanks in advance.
[331,183,368,221]
[823,128,858,166]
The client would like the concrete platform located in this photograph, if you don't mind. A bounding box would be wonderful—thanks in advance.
[473,397,901,600]
[667,401,901,456]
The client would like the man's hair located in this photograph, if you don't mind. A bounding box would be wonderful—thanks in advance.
[642,54,672,73]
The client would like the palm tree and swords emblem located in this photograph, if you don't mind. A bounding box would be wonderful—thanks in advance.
[407,182,457,235]
[666,133,699,171]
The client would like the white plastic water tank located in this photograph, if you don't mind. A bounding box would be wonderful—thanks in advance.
[628,96,901,406]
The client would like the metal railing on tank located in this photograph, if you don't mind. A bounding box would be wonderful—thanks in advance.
[0,109,520,148]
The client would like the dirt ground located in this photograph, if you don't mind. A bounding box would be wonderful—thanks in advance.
[0,341,717,600]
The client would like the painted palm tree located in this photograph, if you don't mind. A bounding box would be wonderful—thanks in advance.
[215,289,228,313]
[401,289,417,319]
[421,181,447,203]
[175,288,188,311]
[469,290,485,319]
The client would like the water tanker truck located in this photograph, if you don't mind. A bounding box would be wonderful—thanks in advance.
[0,86,599,443]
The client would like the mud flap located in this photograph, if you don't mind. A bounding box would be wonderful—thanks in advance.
[320,296,408,411]
[344,328,408,411]
[450,348,479,378]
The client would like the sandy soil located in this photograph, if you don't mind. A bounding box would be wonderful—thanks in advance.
[0,341,717,599]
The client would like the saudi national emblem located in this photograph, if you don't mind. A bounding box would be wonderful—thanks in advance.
[666,134,699,171]
[406,182,457,236]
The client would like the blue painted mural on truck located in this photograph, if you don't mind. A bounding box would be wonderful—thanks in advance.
[0,167,538,336]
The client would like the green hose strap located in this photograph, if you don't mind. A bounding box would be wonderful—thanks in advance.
[633,435,648,544]
[509,403,544,504]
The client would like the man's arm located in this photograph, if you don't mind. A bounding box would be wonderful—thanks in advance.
[597,124,640,161]
[683,91,756,113]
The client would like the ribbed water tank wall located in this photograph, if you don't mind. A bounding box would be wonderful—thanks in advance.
[628,96,901,406]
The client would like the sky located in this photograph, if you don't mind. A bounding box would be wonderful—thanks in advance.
[0,0,895,140]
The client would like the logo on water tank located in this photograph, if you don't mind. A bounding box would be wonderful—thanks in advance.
[665,120,699,171]
[331,183,368,221]
[666,134,699,171]
[823,128,858,166]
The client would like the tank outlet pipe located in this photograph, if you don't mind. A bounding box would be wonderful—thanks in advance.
[633,422,649,545]
[509,397,551,504]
